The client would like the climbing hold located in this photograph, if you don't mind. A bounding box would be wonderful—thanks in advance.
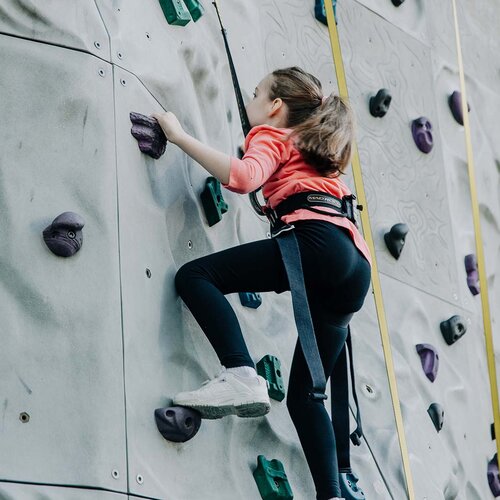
[154,406,202,442]
[239,292,263,309]
[411,117,433,153]
[256,355,285,402]
[253,455,293,500]
[314,0,337,26]
[464,254,480,295]
[200,177,228,226]
[448,91,470,126]
[130,112,167,160]
[339,470,365,499]
[391,0,405,6]
[184,0,204,21]
[369,88,392,118]
[440,315,467,345]
[384,223,409,259]
[158,0,191,26]
[488,454,500,496]
[427,403,444,432]
[491,422,496,440]
[43,211,85,257]
[415,344,439,382]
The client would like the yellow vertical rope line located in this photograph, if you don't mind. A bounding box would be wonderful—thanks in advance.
[323,2,415,498]
[451,0,500,459]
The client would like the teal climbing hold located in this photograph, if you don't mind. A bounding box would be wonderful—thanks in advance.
[184,0,204,21]
[253,455,293,499]
[257,355,285,402]
[159,0,191,26]
[239,292,262,309]
[200,177,228,226]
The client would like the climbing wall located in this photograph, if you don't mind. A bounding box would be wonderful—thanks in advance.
[0,1,498,499]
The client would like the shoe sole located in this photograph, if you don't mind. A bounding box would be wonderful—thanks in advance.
[177,400,271,420]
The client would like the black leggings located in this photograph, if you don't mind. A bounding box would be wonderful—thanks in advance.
[175,220,371,499]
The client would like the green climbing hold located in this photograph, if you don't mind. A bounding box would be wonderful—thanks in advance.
[253,455,293,499]
[200,177,229,226]
[159,0,191,26]
[184,0,204,21]
[257,355,285,402]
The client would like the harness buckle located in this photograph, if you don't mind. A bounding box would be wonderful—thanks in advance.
[309,391,328,401]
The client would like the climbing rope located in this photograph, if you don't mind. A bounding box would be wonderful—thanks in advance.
[451,0,500,462]
[323,2,416,498]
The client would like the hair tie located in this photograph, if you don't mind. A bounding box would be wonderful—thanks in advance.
[322,95,328,105]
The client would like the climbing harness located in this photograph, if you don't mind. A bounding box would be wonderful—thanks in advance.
[451,0,500,463]
[264,190,361,237]
[213,0,364,450]
[323,1,416,496]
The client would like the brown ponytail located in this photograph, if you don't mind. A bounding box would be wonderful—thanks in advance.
[268,66,356,177]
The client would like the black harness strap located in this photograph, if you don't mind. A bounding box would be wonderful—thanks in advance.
[271,193,364,451]
[275,230,328,401]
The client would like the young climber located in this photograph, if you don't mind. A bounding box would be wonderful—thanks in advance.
[151,66,372,500]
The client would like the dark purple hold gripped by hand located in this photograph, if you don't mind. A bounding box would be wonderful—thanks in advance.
[464,254,480,295]
[130,111,167,159]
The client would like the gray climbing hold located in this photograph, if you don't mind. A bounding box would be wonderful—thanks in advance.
[369,88,392,118]
[415,343,439,382]
[130,111,167,159]
[427,403,444,432]
[384,223,409,259]
[440,315,467,345]
[43,211,85,257]
[154,406,202,442]
[340,470,365,499]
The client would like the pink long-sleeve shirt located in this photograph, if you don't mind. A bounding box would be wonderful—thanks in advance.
[222,124,372,267]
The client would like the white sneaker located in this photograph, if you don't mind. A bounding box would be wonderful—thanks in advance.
[172,367,271,419]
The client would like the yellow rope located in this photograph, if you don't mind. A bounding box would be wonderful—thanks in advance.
[451,0,500,462]
[323,2,415,497]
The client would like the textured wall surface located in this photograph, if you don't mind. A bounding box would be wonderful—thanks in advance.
[0,1,499,499]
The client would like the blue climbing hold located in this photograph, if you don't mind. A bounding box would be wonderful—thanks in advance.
[314,0,337,26]
[239,292,262,309]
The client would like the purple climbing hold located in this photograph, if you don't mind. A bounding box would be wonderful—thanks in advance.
[130,111,167,159]
[448,91,470,126]
[464,254,480,295]
[411,117,434,153]
[488,454,500,496]
[427,403,444,432]
[43,211,85,257]
[154,406,202,443]
[415,343,439,382]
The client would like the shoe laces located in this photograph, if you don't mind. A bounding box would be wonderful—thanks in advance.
[201,367,227,386]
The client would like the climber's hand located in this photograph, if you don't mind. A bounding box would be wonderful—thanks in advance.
[151,111,185,144]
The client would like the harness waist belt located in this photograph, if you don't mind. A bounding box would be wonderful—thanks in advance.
[269,191,361,227]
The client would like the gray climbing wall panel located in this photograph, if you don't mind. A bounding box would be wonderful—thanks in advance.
[0,0,499,499]
[0,34,127,490]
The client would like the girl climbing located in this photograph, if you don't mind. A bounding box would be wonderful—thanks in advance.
[151,66,372,500]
